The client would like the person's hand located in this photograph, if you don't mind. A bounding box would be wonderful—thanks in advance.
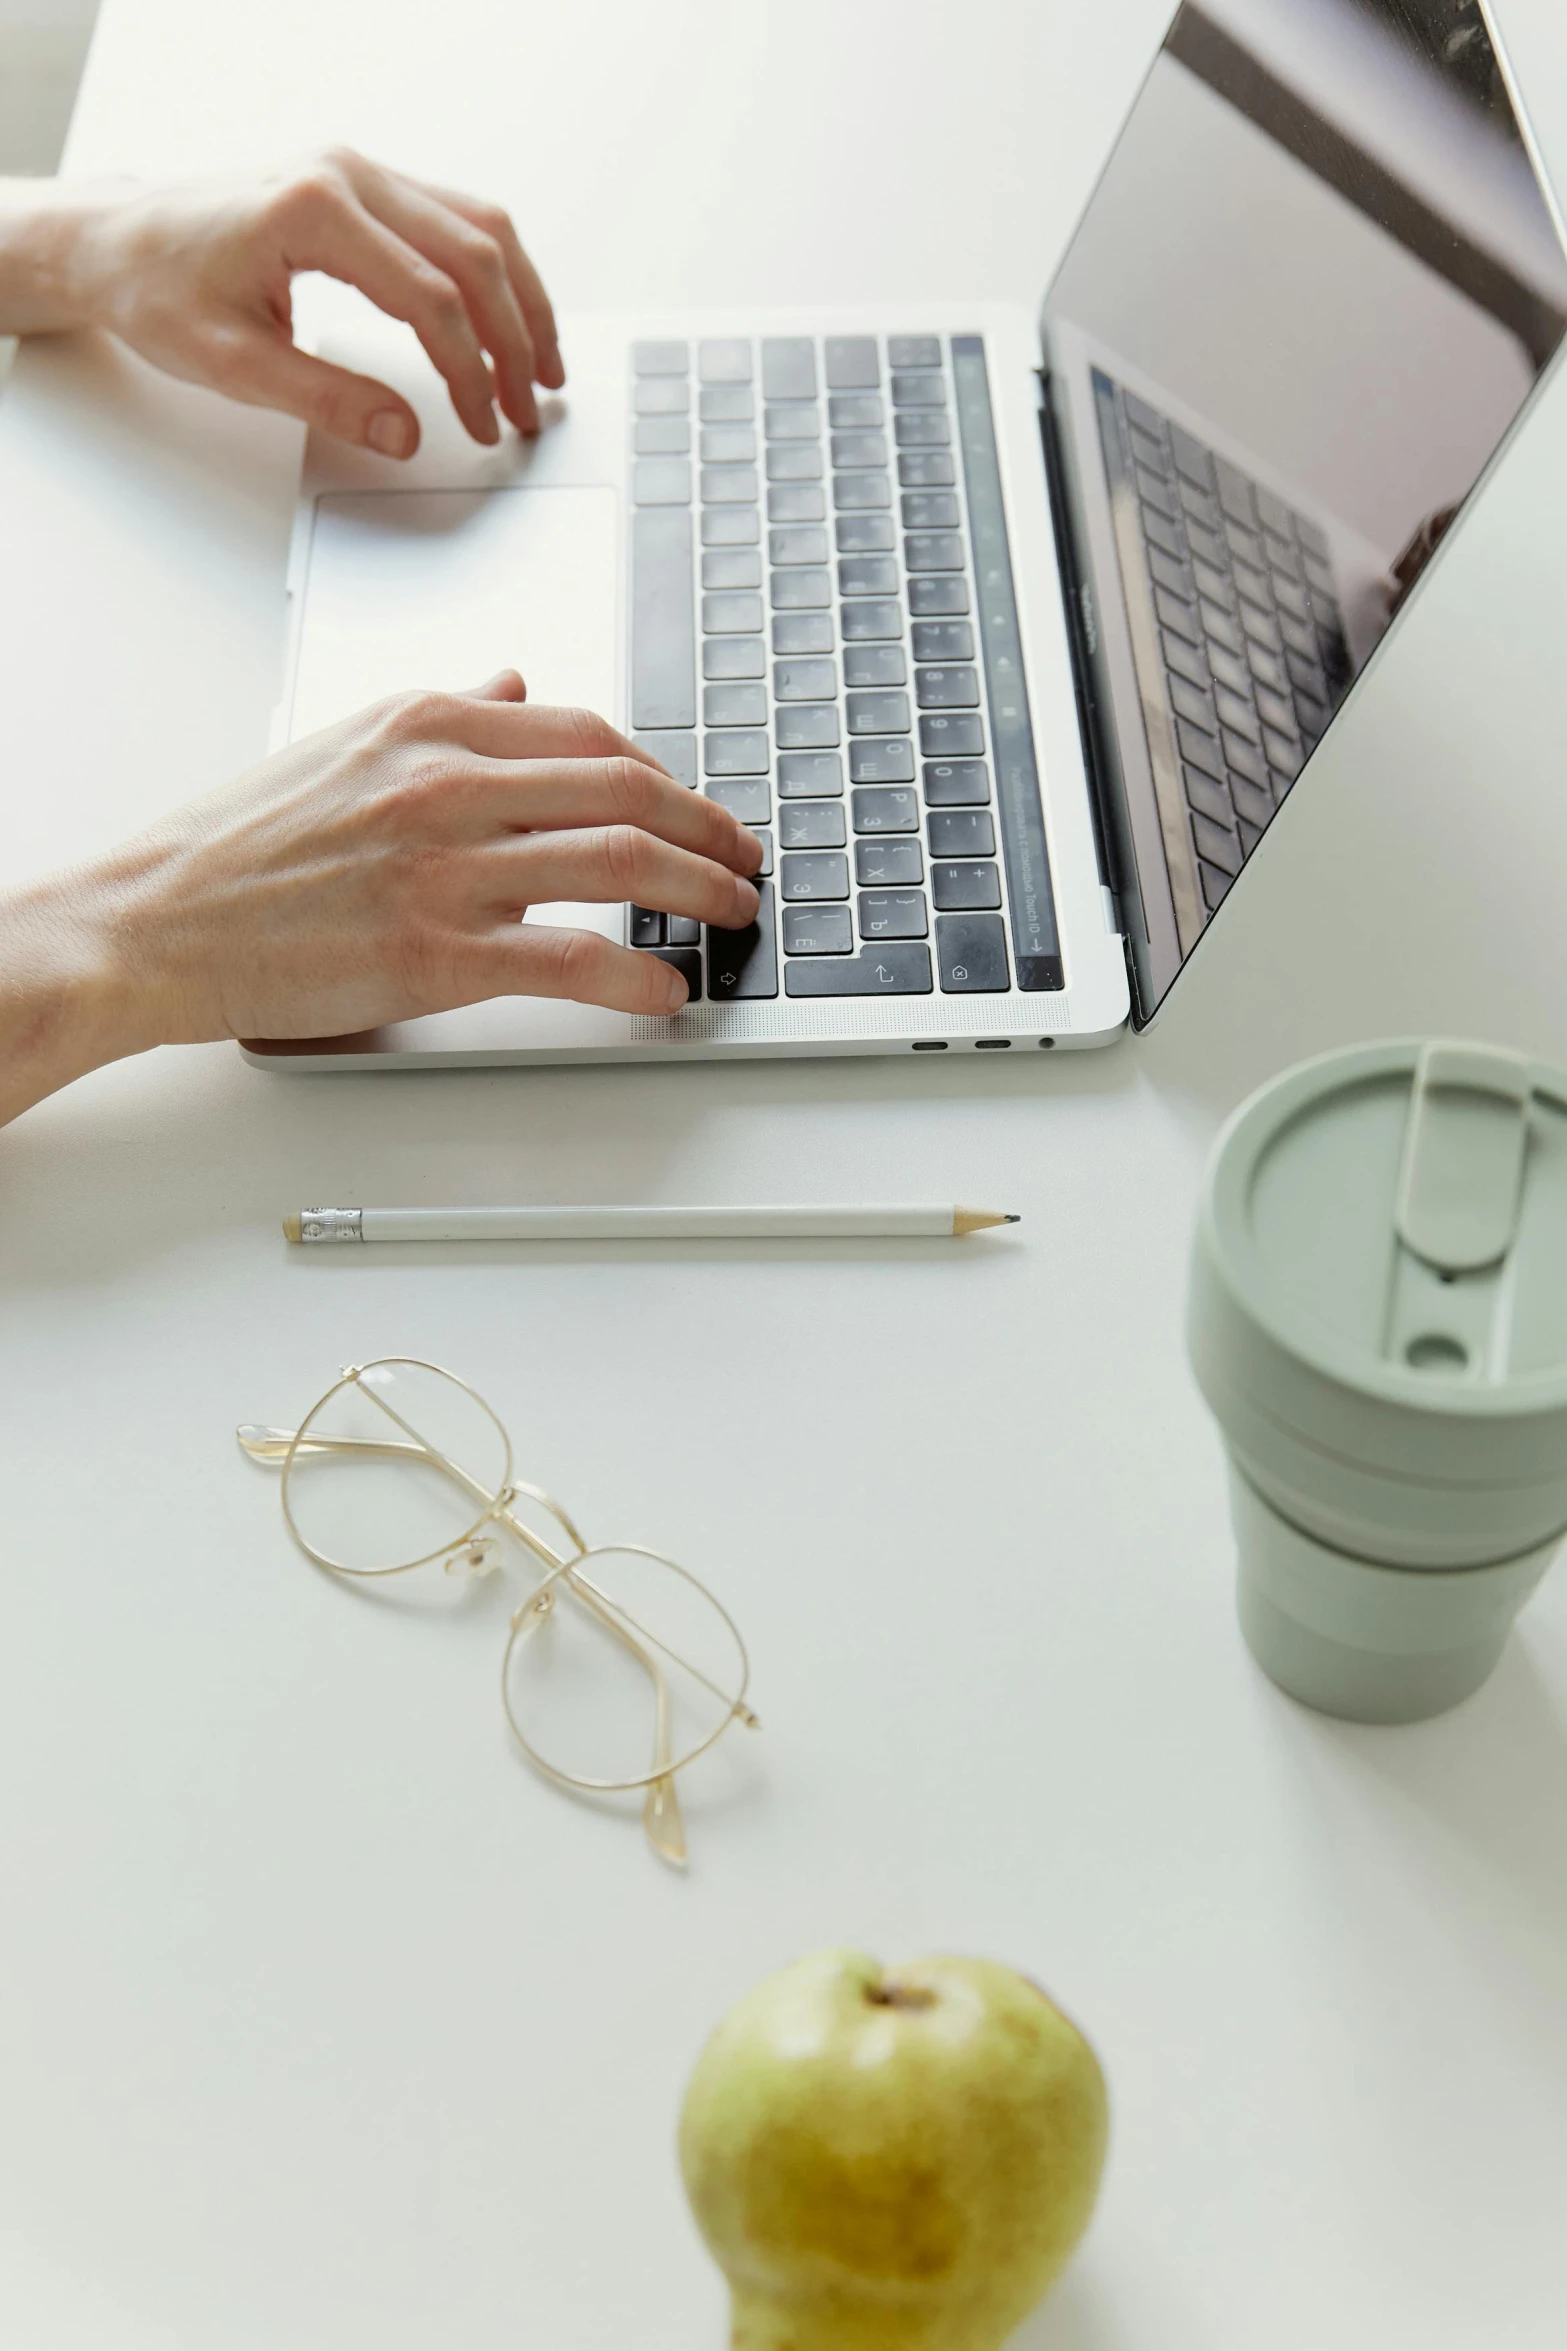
[22,151,563,453]
[0,673,762,1124]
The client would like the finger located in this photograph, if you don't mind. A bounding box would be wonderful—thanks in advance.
[465,669,528,703]
[474,923,690,1015]
[195,323,423,455]
[412,173,564,390]
[342,162,542,433]
[445,698,663,770]
[456,753,763,874]
[286,193,500,444]
[477,826,761,927]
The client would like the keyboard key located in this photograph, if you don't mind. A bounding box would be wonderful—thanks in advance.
[703,548,761,591]
[912,620,974,662]
[893,411,952,449]
[825,336,880,390]
[634,340,687,374]
[663,915,700,948]
[701,425,756,464]
[847,690,910,734]
[634,730,698,787]
[918,712,983,758]
[1238,816,1264,858]
[704,731,770,776]
[844,644,906,688]
[631,507,695,731]
[1223,732,1267,789]
[855,837,923,886]
[928,809,995,857]
[888,335,941,369]
[750,828,773,877]
[1191,810,1240,875]
[922,759,989,806]
[776,703,840,749]
[629,906,664,946]
[706,776,770,824]
[1214,457,1255,525]
[1254,485,1293,539]
[1296,688,1329,739]
[703,592,764,633]
[839,555,899,597]
[785,944,932,996]
[829,392,883,429]
[841,599,902,641]
[635,458,692,506]
[766,443,824,483]
[1296,512,1330,562]
[1229,773,1272,829]
[832,473,892,511]
[831,431,887,469]
[1163,631,1209,689]
[1180,479,1222,532]
[647,944,702,999]
[1169,423,1212,489]
[701,465,759,505]
[897,451,956,488]
[707,882,777,999]
[703,682,766,727]
[780,851,850,901]
[836,513,894,553]
[851,786,919,833]
[909,576,969,617]
[769,527,828,566]
[768,484,826,523]
[1273,573,1309,624]
[1253,684,1293,737]
[1190,557,1232,608]
[1169,674,1217,732]
[849,739,915,784]
[700,384,753,423]
[778,751,843,797]
[1278,613,1316,663]
[1203,602,1245,655]
[1177,717,1224,781]
[905,532,965,572]
[1142,506,1185,562]
[774,658,838,701]
[770,568,831,609]
[901,491,959,530]
[1251,643,1290,695]
[859,889,928,939]
[1137,464,1178,519]
[1185,521,1226,573]
[1263,726,1302,777]
[762,338,817,399]
[1213,683,1259,740]
[783,904,853,955]
[765,403,821,442]
[1204,642,1249,698]
[635,377,689,415]
[1182,765,1234,827]
[915,666,979,709]
[1128,424,1167,477]
[701,506,760,546]
[1155,587,1202,646]
[699,339,751,383]
[703,637,765,680]
[636,417,691,455]
[779,801,847,848]
[1232,555,1270,608]
[1199,859,1233,911]
[936,912,1008,992]
[772,612,835,655]
[892,371,946,406]
[932,861,1001,911]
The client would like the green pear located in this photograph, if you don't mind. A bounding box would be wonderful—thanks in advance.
[678,1948,1108,2351]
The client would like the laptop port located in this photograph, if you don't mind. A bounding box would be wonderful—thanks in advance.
[911,1040,948,1051]
[1038,1036,1055,1048]
[974,1039,1011,1050]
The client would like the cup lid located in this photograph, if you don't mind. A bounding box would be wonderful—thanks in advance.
[1192,1039,1567,1486]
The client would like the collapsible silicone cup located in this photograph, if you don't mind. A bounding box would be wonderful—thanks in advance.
[1188,1040,1567,1723]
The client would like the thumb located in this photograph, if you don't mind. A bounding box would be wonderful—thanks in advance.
[466,669,528,702]
[218,326,421,458]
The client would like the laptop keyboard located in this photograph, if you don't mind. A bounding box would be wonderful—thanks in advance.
[625,334,1065,1004]
[1101,376,1353,915]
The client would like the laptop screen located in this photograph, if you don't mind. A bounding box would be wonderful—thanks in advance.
[1041,0,1567,1021]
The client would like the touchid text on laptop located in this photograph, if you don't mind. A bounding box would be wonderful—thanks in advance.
[248,0,1567,1074]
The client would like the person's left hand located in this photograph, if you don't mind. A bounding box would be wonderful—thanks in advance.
[68,148,563,456]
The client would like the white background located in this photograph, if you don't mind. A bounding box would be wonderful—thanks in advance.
[2,3,1567,2345]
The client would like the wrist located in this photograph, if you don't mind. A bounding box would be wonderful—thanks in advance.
[0,177,137,337]
[0,860,166,1127]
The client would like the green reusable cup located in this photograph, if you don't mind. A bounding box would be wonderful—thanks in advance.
[1188,1040,1567,1723]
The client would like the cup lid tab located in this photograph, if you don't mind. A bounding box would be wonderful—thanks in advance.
[1394,1043,1531,1275]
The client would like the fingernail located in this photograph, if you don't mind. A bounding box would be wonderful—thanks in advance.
[732,876,761,920]
[660,969,689,1011]
[367,410,414,458]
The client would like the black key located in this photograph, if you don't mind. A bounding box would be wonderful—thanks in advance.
[1296,688,1329,739]
[932,861,1001,911]
[1233,600,1277,652]
[1122,388,1165,437]
[705,730,769,775]
[1169,674,1216,732]
[893,411,952,448]
[778,751,843,798]
[847,690,910,735]
[915,666,979,709]
[892,371,946,406]
[1215,683,1261,740]
[1250,643,1290,695]
[780,851,850,901]
[700,465,758,507]
[1182,765,1233,827]
[635,377,689,415]
[634,339,687,375]
[1264,530,1301,581]
[785,944,932,996]
[840,599,902,641]
[703,682,767,727]
[922,759,989,806]
[1223,733,1267,789]
[1155,587,1202,646]
[905,532,965,572]
[776,704,840,750]
[768,484,826,523]
[901,491,960,530]
[839,554,899,597]
[1177,718,1224,782]
[783,904,853,956]
[1214,457,1255,526]
[888,335,941,369]
[825,337,880,390]
[1284,648,1325,696]
[648,945,702,1000]
[1263,725,1301,777]
[1142,506,1185,562]
[666,915,700,947]
[859,889,928,940]
[699,339,751,384]
[702,637,764,681]
[707,882,777,999]
[1199,859,1232,912]
[1136,464,1178,520]
[1273,573,1310,623]
[703,547,761,590]
[762,338,816,399]
[772,612,834,655]
[851,786,919,833]
[766,444,824,484]
[1205,643,1249,698]
[636,417,691,455]
[1254,485,1293,539]
[1303,553,1337,606]
[629,906,664,947]
[897,451,956,488]
[770,569,831,610]
[779,801,847,848]
[909,576,969,617]
[844,643,906,688]
[701,423,756,464]
[1232,555,1270,608]
[774,657,837,701]
[704,591,764,633]
[1129,424,1167,476]
[1168,422,1213,488]
[849,738,915,784]
[936,913,1009,992]
[634,730,698,787]
[836,513,894,554]
[832,473,892,512]
[700,384,753,423]
[831,431,887,469]
[1229,773,1272,830]
[1296,512,1330,562]
[928,808,995,857]
[764,404,821,443]
[701,505,760,546]
[912,619,974,663]
[1191,810,1240,876]
[919,712,983,758]
[750,828,773,877]
[631,506,695,730]
[1179,480,1222,533]
[1163,631,1209,689]
[1226,519,1265,573]
[1253,685,1293,738]
[706,777,770,824]
[855,837,923,886]
[769,526,829,566]
[1279,613,1317,663]
[829,392,883,428]
[1238,816,1264,858]
[1190,557,1233,609]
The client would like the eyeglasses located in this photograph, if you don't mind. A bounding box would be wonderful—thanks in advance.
[236,1357,756,1867]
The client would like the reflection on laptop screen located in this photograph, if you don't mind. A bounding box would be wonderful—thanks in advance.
[1043,0,1567,1021]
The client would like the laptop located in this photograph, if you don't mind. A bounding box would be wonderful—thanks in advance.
[246,0,1567,1073]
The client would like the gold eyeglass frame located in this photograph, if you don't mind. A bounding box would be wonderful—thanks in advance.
[237,1357,757,1867]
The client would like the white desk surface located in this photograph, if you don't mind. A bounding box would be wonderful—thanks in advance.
[3,4,1567,2344]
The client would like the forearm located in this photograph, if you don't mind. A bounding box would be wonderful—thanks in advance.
[0,178,127,337]
[0,865,155,1127]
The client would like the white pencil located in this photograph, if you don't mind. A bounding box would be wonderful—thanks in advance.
[283,1204,1020,1245]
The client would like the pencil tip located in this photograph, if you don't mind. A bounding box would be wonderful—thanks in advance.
[1004,1213,1022,1223]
